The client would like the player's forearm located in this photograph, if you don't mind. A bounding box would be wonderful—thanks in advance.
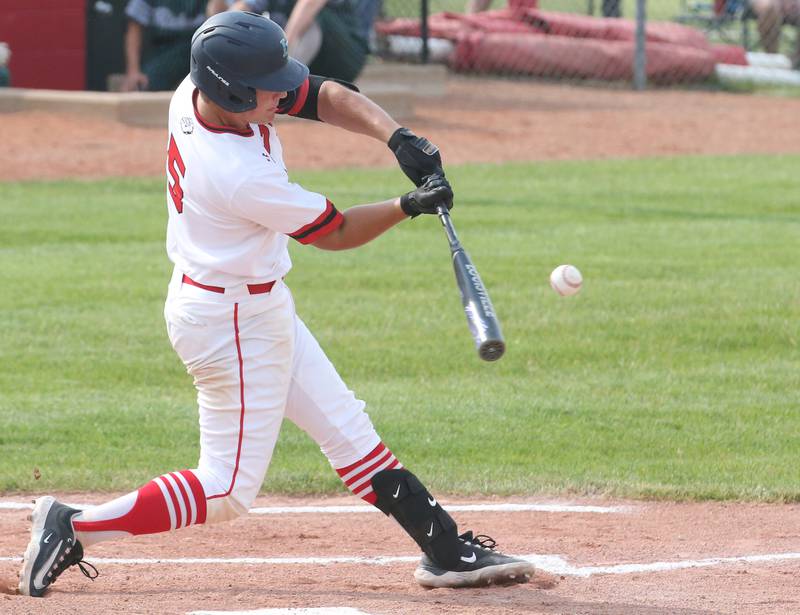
[125,21,143,73]
[311,199,407,251]
[318,82,401,143]
[284,0,327,42]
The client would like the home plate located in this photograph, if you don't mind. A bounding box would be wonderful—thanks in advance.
[189,609,373,615]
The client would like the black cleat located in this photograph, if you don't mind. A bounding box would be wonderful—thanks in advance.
[18,496,98,597]
[414,531,535,588]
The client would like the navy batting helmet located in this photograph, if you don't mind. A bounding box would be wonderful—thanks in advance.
[190,11,309,113]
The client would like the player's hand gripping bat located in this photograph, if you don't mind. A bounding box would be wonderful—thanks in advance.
[435,205,505,362]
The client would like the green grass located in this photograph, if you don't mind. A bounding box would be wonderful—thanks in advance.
[1,155,799,501]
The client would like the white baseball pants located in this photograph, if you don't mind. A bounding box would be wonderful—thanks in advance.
[164,272,382,524]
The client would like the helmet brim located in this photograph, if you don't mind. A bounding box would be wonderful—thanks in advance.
[246,57,309,93]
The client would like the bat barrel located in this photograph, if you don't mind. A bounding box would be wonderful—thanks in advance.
[453,248,505,362]
[437,206,506,362]
[479,339,505,362]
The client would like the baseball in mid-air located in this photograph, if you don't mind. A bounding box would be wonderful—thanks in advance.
[549,264,583,296]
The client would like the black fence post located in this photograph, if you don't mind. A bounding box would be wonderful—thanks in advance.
[634,0,647,90]
[421,0,430,63]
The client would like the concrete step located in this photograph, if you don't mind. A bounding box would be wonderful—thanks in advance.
[356,60,448,98]
[0,88,172,127]
[0,70,429,127]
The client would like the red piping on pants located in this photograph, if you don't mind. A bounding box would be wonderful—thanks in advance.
[208,302,245,500]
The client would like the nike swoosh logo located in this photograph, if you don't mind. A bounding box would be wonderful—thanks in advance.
[428,497,437,507]
[43,532,54,544]
[32,540,62,590]
[426,522,434,537]
[460,552,477,564]
[392,484,401,498]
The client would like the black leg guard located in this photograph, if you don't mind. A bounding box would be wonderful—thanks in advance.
[371,468,462,569]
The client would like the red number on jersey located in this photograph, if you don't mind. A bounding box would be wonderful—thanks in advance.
[167,134,187,213]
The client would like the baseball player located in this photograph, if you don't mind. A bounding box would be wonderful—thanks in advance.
[19,11,535,597]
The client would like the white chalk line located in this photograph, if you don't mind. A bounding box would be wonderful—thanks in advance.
[1,552,799,577]
[189,609,370,615]
[526,552,800,577]
[0,501,630,514]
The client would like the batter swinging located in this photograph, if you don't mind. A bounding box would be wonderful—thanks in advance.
[19,11,535,596]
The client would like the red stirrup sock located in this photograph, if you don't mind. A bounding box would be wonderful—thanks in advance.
[72,470,207,547]
[336,443,403,505]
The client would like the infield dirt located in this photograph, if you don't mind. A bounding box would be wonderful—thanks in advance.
[2,76,800,181]
[1,495,799,614]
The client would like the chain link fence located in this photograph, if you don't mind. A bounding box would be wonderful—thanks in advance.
[373,0,800,88]
[0,0,797,91]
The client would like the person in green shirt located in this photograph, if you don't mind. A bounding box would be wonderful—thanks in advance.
[123,0,207,91]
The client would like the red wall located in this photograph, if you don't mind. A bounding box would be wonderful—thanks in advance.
[0,0,86,90]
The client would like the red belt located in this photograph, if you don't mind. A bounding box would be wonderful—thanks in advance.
[181,274,276,295]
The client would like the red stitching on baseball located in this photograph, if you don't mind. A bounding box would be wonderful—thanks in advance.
[563,267,581,289]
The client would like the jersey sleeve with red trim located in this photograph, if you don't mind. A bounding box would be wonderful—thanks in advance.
[230,168,343,244]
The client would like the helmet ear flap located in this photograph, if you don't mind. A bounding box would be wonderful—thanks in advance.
[220,78,257,112]
[190,49,258,113]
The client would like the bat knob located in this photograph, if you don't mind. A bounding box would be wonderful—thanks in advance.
[479,340,506,362]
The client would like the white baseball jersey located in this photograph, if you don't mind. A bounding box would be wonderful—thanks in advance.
[165,76,343,290]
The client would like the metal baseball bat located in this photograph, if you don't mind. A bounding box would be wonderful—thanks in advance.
[436,205,506,362]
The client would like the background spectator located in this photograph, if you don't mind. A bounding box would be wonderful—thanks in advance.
[355,0,383,43]
[123,0,207,92]
[751,0,800,68]
[0,42,10,87]
[207,0,368,81]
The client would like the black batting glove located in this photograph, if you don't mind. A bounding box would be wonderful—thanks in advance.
[400,174,454,217]
[388,127,444,187]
